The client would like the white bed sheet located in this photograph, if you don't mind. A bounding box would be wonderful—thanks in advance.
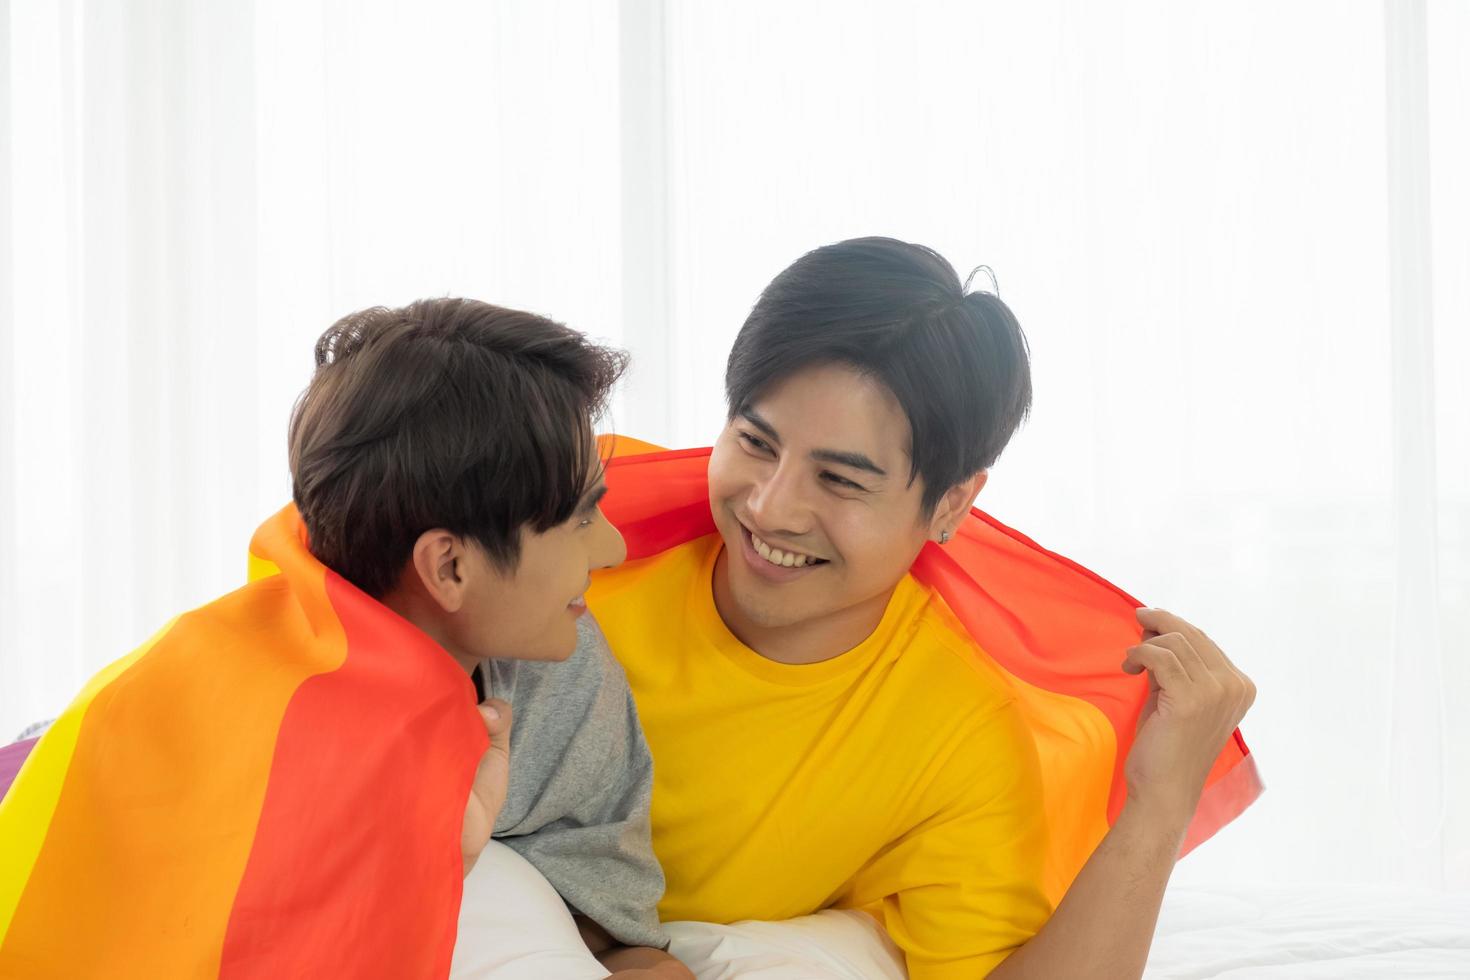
[453,845,1470,979]
[1144,883,1470,979]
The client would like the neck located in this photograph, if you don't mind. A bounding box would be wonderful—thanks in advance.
[711,549,894,665]
[379,587,480,675]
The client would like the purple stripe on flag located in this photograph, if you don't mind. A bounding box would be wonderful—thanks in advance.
[0,737,38,801]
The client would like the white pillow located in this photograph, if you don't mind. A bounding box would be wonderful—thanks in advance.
[451,841,908,979]
[451,841,608,979]
[665,911,907,980]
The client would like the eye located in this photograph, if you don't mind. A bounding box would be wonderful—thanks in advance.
[738,432,773,454]
[821,471,866,492]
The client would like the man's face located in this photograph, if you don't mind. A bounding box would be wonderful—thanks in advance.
[452,475,626,663]
[707,362,938,644]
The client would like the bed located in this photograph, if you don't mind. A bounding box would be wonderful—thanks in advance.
[1143,882,1470,978]
[452,838,1470,979]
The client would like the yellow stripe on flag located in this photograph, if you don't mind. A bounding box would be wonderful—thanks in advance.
[247,552,281,582]
[0,617,180,944]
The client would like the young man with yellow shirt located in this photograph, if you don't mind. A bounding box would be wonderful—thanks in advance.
[586,237,1257,978]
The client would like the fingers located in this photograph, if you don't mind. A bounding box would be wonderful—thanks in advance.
[478,698,512,742]
[1141,631,1210,683]
[1121,642,1190,690]
[1137,608,1225,664]
[1136,607,1210,649]
[1131,608,1258,725]
[1136,607,1247,678]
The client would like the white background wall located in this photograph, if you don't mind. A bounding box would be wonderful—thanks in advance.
[3,0,1467,892]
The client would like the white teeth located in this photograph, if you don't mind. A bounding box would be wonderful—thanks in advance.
[750,531,816,568]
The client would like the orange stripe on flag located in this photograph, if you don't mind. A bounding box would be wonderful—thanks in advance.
[0,577,332,978]
[0,618,178,948]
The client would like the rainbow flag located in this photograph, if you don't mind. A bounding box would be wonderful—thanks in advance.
[0,506,486,978]
[1,442,1262,974]
[599,442,1263,903]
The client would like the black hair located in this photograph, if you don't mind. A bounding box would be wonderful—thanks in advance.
[725,237,1032,515]
[289,298,627,597]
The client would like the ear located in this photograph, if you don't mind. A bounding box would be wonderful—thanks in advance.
[928,471,989,542]
[408,529,469,614]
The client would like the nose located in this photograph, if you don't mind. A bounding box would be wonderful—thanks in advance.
[746,461,811,537]
[594,519,627,571]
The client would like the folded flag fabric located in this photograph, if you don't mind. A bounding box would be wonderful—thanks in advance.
[0,506,486,979]
[598,442,1264,904]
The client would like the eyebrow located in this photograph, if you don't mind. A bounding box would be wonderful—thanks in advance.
[577,482,609,513]
[740,408,888,478]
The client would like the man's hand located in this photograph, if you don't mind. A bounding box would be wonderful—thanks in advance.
[597,952,696,979]
[576,915,695,979]
[989,608,1256,979]
[1122,608,1256,827]
[462,698,512,877]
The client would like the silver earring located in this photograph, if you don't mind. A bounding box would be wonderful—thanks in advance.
[939,529,951,545]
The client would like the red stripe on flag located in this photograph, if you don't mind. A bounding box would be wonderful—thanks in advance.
[219,572,486,979]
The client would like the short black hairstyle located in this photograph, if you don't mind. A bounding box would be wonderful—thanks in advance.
[288,298,627,598]
[725,237,1032,515]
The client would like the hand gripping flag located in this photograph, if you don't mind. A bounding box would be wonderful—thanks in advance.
[598,440,1263,905]
[0,506,486,979]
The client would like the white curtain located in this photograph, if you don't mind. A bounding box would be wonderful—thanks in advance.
[3,0,1466,891]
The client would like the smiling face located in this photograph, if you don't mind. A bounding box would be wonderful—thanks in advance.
[453,477,627,663]
[393,470,628,670]
[708,362,981,663]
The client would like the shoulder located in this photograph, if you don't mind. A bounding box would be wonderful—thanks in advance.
[885,578,1023,721]
[872,581,1044,801]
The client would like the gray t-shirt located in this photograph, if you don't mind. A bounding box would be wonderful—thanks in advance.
[485,614,668,950]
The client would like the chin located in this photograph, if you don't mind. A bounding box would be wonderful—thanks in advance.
[499,624,580,663]
[727,580,810,631]
[532,636,580,662]
[505,647,575,664]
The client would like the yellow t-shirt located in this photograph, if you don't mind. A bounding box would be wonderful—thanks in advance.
[587,535,1053,978]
